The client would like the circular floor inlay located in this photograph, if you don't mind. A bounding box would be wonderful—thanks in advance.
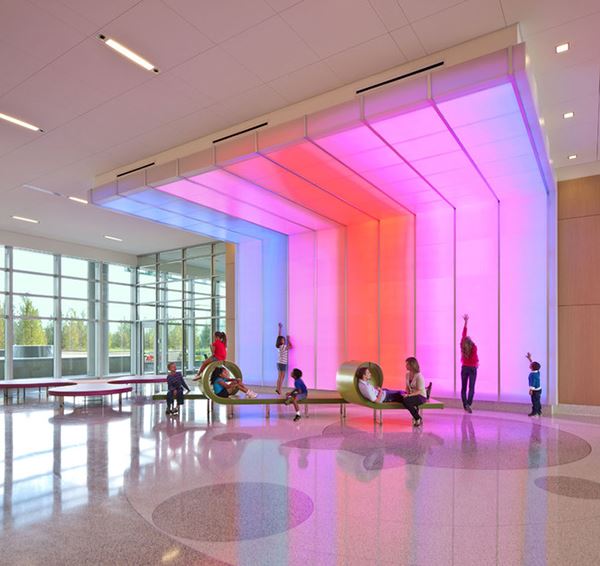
[212,432,252,442]
[535,476,600,499]
[284,415,592,470]
[152,482,313,541]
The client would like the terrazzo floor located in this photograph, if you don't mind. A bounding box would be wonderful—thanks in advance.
[2,392,600,565]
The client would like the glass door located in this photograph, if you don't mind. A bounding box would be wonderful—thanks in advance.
[141,322,156,374]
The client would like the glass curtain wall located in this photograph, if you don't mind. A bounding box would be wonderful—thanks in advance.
[136,242,226,376]
[0,245,135,380]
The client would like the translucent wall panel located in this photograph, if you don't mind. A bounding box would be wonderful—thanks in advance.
[380,215,415,388]
[416,207,455,396]
[236,240,263,382]
[346,221,379,362]
[315,228,345,390]
[288,232,316,388]
[456,202,499,400]
[500,193,547,402]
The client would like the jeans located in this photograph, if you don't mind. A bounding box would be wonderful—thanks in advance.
[531,389,542,414]
[167,388,184,407]
[461,366,477,407]
[401,394,427,420]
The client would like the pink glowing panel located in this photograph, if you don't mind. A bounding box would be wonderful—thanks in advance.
[379,215,415,389]
[288,232,316,388]
[267,140,407,220]
[157,178,307,235]
[435,82,520,126]
[346,221,379,361]
[188,169,335,231]
[499,192,547,403]
[455,202,499,400]
[225,153,369,225]
[368,105,447,144]
[392,129,460,161]
[315,228,345,389]
[416,207,455,397]
[312,124,447,214]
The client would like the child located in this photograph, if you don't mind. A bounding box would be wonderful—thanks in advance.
[275,322,293,395]
[166,361,190,415]
[460,314,479,413]
[526,352,542,417]
[210,366,258,399]
[195,331,227,380]
[284,368,307,422]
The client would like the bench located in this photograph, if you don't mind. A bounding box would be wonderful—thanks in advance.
[48,383,133,409]
[0,378,77,403]
[200,360,347,419]
[108,374,167,395]
[336,360,444,424]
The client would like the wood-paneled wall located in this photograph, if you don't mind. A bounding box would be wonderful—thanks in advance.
[558,174,600,405]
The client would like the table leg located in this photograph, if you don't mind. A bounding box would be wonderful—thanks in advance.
[266,405,270,419]
[304,404,309,417]
[119,393,122,409]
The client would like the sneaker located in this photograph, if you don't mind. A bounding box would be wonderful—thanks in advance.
[166,408,172,415]
[246,390,258,399]
[172,408,179,415]
[293,414,301,422]
[466,405,472,414]
[275,389,281,395]
[425,382,432,400]
[413,417,423,427]
[528,411,536,417]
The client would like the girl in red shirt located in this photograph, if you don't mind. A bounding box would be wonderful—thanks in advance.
[194,331,227,381]
[460,314,479,413]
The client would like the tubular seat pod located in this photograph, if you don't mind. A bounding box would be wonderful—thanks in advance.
[200,360,347,419]
[336,360,444,424]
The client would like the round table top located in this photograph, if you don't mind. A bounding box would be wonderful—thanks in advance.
[0,378,77,389]
[48,383,133,397]
[107,375,167,384]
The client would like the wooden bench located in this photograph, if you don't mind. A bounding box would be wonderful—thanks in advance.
[200,361,347,419]
[336,360,444,424]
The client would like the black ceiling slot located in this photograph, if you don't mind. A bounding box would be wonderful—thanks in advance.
[356,61,445,95]
[116,162,156,177]
[213,122,269,144]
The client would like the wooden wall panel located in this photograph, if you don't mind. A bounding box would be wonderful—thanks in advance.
[558,173,600,405]
[558,175,600,220]
[558,306,600,406]
[558,216,600,305]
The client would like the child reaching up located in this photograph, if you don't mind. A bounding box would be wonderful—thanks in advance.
[284,368,307,422]
[526,352,542,417]
[275,322,293,395]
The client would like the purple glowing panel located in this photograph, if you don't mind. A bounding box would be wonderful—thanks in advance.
[187,169,336,231]
[368,105,446,144]
[499,193,547,402]
[416,207,455,397]
[456,202,499,400]
[288,232,316,388]
[226,151,370,225]
[157,178,307,235]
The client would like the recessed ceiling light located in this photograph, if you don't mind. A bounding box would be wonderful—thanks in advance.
[68,196,88,204]
[104,235,123,242]
[99,34,159,73]
[555,42,569,54]
[12,215,39,224]
[563,111,574,119]
[0,112,43,132]
[539,117,545,126]
[568,154,577,160]
[22,184,59,196]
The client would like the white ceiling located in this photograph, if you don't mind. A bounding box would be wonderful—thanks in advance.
[1,0,599,254]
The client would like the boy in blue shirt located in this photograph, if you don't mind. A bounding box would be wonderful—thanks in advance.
[526,352,542,417]
[284,368,308,422]
[166,362,190,415]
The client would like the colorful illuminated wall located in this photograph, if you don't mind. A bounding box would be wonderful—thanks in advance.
[92,44,554,402]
